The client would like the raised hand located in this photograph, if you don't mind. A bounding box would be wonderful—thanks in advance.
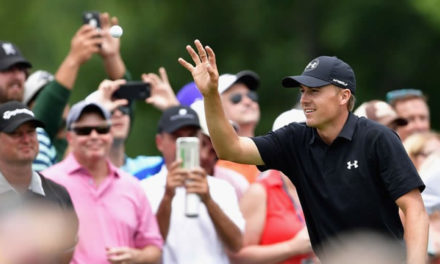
[185,167,210,203]
[165,160,188,198]
[68,24,102,65]
[178,39,219,96]
[99,12,121,59]
[89,79,128,112]
[142,67,179,111]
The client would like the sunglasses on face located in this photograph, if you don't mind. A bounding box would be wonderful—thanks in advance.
[229,91,258,104]
[71,125,111,136]
[111,105,131,116]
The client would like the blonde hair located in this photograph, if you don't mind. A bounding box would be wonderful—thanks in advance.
[403,132,440,166]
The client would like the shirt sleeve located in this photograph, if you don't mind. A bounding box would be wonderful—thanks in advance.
[374,129,425,200]
[33,80,71,140]
[133,184,164,249]
[252,125,299,173]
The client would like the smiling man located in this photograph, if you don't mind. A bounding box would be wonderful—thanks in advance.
[178,40,429,263]
[0,101,77,264]
[42,100,163,264]
[0,41,31,103]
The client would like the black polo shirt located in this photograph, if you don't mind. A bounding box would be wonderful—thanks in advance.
[252,112,424,253]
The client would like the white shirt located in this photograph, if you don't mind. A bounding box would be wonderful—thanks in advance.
[0,171,45,196]
[141,165,245,264]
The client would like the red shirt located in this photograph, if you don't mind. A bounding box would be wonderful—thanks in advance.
[259,170,310,264]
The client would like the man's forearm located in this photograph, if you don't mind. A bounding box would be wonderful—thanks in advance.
[103,53,126,80]
[156,195,173,240]
[132,245,161,264]
[205,198,242,252]
[404,208,429,264]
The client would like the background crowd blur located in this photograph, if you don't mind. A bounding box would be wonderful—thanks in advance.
[2,0,440,157]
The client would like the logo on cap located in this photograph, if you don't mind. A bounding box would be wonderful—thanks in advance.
[332,78,348,87]
[179,109,188,115]
[2,43,16,55]
[304,59,319,72]
[3,108,34,120]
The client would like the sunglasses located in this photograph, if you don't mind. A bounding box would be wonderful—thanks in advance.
[229,91,258,104]
[71,125,111,136]
[111,105,131,116]
[386,89,423,103]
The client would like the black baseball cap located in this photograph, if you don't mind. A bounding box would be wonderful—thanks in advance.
[158,105,200,133]
[0,41,32,71]
[282,56,356,94]
[0,101,44,133]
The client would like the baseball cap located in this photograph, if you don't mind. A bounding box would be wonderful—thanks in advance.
[66,100,111,130]
[23,70,54,105]
[157,105,200,133]
[354,100,407,128]
[218,70,260,94]
[385,89,426,106]
[0,101,44,133]
[177,82,203,106]
[0,41,32,71]
[282,56,356,94]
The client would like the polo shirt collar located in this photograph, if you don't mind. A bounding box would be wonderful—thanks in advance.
[0,170,45,196]
[64,153,121,179]
[309,112,358,144]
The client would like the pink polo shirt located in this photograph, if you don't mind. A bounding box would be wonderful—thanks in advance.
[42,154,163,264]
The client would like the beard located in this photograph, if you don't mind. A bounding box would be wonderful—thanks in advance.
[0,81,24,103]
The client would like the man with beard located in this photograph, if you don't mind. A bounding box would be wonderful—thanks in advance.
[0,41,31,103]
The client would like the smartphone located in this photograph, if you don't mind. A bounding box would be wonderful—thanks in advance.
[82,11,101,28]
[176,137,200,217]
[113,82,151,100]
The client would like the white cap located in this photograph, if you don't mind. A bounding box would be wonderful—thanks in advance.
[218,70,259,94]
[190,100,209,136]
[23,70,54,105]
[190,100,239,136]
[272,109,306,131]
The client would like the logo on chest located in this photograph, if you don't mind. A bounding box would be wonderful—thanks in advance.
[346,160,358,170]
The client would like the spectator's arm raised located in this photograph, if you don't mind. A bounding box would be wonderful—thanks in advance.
[178,40,263,165]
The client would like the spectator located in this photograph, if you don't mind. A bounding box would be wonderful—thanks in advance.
[0,101,77,264]
[179,40,428,263]
[0,41,31,103]
[354,100,408,131]
[42,100,162,264]
[403,131,440,171]
[215,70,261,184]
[86,67,179,179]
[386,89,430,141]
[141,105,244,264]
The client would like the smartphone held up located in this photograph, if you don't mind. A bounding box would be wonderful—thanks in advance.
[113,82,151,101]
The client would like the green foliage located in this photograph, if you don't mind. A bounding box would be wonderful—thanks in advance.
[1,0,439,156]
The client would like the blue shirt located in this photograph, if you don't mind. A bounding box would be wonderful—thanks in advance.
[121,155,164,180]
[33,127,57,172]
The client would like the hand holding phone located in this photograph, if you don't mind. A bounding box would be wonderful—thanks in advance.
[113,82,151,101]
[82,11,101,28]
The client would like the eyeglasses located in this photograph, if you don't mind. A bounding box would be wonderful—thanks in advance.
[229,91,258,104]
[386,89,424,103]
[71,125,111,136]
[111,105,131,116]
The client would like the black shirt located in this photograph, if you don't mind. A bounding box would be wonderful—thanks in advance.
[252,113,424,252]
[0,172,78,256]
